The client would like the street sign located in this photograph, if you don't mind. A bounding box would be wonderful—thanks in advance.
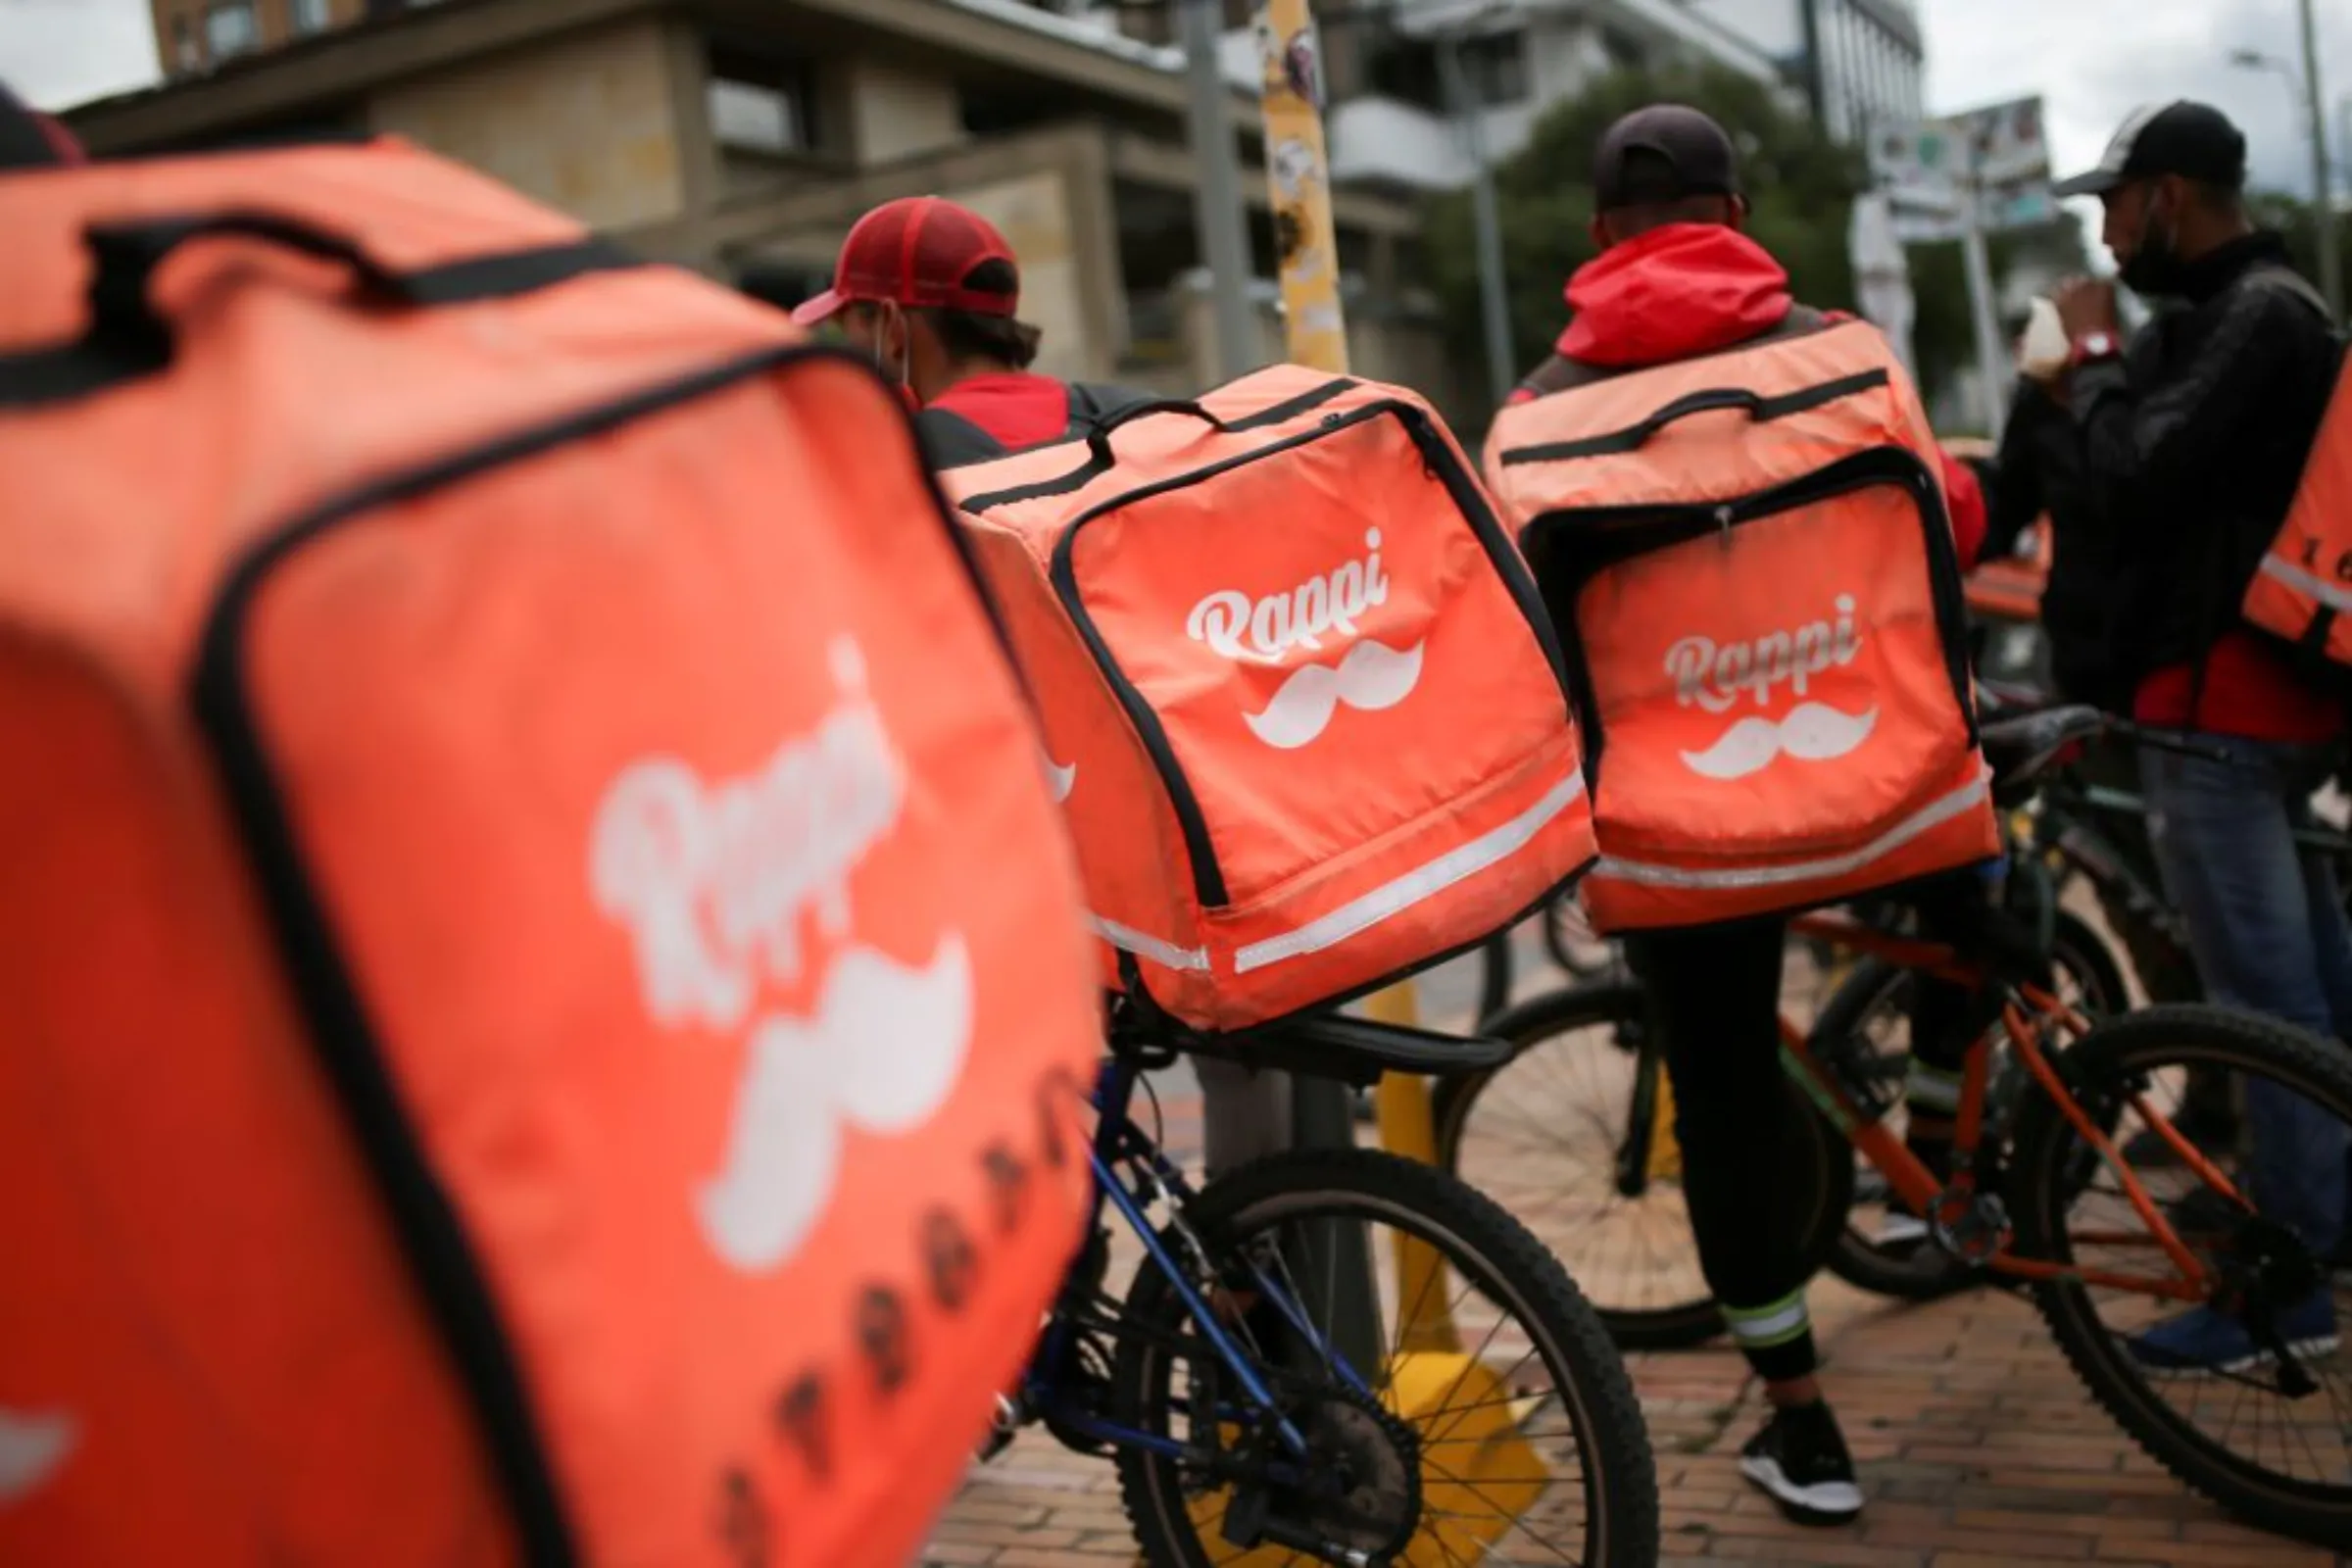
[1871,94,2059,243]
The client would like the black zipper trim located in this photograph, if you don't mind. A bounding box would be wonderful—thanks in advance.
[1496,368,1891,466]
[1520,445,1976,786]
[957,375,1361,514]
[1049,398,1573,910]
[186,342,961,1567]
[0,234,644,410]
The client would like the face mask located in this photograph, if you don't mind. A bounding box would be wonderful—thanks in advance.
[2118,187,2191,298]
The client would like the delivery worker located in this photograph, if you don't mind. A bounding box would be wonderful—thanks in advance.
[1506,104,1992,1527]
[792,194,1146,466]
[2053,102,2348,1371]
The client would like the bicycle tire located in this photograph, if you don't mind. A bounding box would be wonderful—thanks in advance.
[1818,907,2132,1301]
[2007,1004,2352,1550]
[1110,1147,1660,1567]
[1433,983,1852,1351]
[1541,893,1619,979]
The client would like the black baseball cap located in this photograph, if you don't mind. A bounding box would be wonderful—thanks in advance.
[1592,105,1740,210]
[2053,101,2247,198]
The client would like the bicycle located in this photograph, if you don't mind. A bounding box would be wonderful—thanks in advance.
[986,997,1661,1565]
[1439,705,2352,1548]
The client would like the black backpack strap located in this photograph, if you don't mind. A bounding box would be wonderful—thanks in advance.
[1062,381,1159,431]
[914,406,1009,470]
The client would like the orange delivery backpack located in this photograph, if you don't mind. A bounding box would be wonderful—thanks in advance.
[1483,318,1999,933]
[934,367,1596,1034]
[0,136,1101,1568]
[2239,270,2352,663]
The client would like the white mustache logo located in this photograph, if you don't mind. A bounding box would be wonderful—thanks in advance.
[1679,703,1878,782]
[698,933,972,1274]
[0,1407,74,1503]
[1243,638,1425,750]
[1043,753,1076,804]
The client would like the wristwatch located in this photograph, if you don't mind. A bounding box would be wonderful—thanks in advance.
[2069,331,2121,367]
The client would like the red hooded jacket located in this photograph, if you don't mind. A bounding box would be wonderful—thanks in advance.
[1509,224,1986,571]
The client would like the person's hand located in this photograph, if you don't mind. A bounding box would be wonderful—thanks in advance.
[2052,275,2119,341]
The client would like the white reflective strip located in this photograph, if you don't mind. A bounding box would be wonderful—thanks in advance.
[1590,772,1989,893]
[1089,914,1211,973]
[1723,1298,1810,1345]
[1232,771,1590,976]
[2257,554,2352,616]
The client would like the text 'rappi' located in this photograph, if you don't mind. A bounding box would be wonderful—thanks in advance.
[1666,595,1862,713]
[589,636,973,1275]
[1185,528,1391,664]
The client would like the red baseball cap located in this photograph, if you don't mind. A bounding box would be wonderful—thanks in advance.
[791,196,1020,326]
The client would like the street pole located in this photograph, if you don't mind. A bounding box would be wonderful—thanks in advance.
[1178,0,1259,379]
[2296,0,2342,319]
[1436,27,1516,411]
[1960,214,2008,432]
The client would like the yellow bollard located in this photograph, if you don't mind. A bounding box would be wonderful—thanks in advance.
[1647,1064,1682,1181]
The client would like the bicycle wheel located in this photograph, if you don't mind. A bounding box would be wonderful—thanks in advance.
[1433,983,1851,1350]
[1541,893,1619,980]
[1818,907,2131,1301]
[1111,1148,1659,1567]
[2008,1005,2352,1549]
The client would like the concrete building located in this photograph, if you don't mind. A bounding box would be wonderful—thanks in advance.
[89,0,1462,411]
[1695,0,1925,144]
[1239,0,1794,196]
[152,1,362,76]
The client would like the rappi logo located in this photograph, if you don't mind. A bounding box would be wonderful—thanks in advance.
[589,637,971,1274]
[1665,595,1878,782]
[1184,527,1424,750]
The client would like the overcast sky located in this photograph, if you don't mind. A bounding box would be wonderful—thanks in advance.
[0,0,2344,197]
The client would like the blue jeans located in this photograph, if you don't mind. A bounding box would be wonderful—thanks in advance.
[2140,736,2352,1251]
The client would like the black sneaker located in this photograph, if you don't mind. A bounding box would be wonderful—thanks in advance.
[1739,1401,1864,1525]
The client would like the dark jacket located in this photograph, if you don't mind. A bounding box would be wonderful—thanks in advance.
[1990,376,2125,708]
[2069,232,2340,686]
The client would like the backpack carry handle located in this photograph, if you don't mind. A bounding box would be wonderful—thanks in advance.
[77,209,636,368]
[1082,396,1227,465]
[1625,386,1768,444]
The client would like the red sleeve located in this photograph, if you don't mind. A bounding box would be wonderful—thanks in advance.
[1937,448,1987,573]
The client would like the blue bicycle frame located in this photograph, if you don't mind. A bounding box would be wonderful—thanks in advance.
[1009,1051,1380,1470]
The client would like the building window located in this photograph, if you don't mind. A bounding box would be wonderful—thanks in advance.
[708,49,812,155]
[1458,28,1529,108]
[290,0,331,35]
[1364,36,1443,113]
[204,2,258,62]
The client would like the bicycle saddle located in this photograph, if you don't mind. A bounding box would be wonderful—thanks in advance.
[1207,1010,1515,1086]
[1981,704,2106,794]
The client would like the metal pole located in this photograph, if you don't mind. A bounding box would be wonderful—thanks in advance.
[1179,0,1258,379]
[1797,0,1827,128]
[1437,28,1515,410]
[2296,0,2342,319]
[1960,216,2008,432]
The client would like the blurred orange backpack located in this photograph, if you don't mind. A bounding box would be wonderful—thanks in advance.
[2239,270,2352,663]
[1485,319,1997,932]
[935,368,1595,1033]
[0,137,1100,1568]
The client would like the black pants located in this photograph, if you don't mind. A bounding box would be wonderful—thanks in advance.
[1624,875,2008,1383]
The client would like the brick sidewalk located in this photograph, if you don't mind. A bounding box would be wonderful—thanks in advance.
[924,1270,2342,1566]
